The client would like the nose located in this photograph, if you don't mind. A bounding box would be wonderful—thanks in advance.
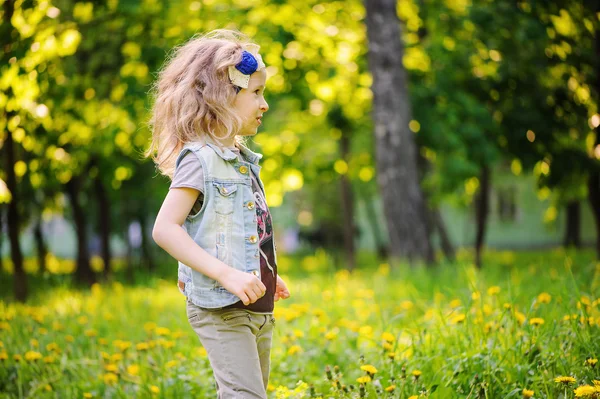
[260,99,269,113]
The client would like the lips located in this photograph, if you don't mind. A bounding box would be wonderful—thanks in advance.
[256,116,262,125]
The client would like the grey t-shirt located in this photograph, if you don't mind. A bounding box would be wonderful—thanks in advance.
[170,152,206,215]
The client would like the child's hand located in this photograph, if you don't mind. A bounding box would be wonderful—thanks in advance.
[219,268,267,306]
[274,275,291,302]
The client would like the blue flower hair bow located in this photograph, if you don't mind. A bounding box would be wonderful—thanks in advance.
[228,44,266,90]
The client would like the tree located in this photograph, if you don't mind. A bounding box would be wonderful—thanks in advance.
[364,0,434,264]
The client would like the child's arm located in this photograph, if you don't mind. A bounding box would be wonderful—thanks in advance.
[152,187,266,305]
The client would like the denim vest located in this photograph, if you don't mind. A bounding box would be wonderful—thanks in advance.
[175,140,277,309]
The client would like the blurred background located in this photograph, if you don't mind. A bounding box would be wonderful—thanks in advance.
[1,0,599,301]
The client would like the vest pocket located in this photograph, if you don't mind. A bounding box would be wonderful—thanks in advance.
[213,182,237,215]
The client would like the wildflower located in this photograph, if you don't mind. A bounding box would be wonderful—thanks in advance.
[537,292,551,304]
[288,345,302,355]
[13,354,22,362]
[110,353,123,362]
[30,339,39,347]
[104,364,118,373]
[585,358,598,368]
[84,329,97,337]
[325,330,337,340]
[150,386,160,394]
[381,332,395,342]
[65,335,75,342]
[514,311,526,325]
[102,373,118,385]
[503,303,512,310]
[360,365,378,375]
[25,351,42,362]
[136,342,149,351]
[573,385,597,397]
[83,393,93,398]
[0,351,7,361]
[356,376,371,384]
[98,338,107,345]
[166,360,178,368]
[593,380,600,387]
[408,396,419,399]
[0,322,10,330]
[387,352,395,360]
[113,340,131,351]
[555,376,576,384]
[43,356,55,364]
[450,314,466,324]
[127,364,139,375]
[412,370,422,379]
[472,291,480,300]
[46,343,59,352]
[385,385,395,392]
[487,286,501,295]
[155,327,170,336]
[383,341,393,351]
[77,316,88,324]
[529,318,545,326]
[44,384,52,391]
[522,388,534,398]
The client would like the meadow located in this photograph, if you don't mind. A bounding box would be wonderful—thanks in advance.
[0,248,599,398]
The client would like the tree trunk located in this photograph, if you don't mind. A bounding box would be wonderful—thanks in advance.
[364,0,433,265]
[34,216,48,273]
[5,129,27,301]
[65,176,95,286]
[362,194,389,261]
[0,206,4,272]
[591,12,600,260]
[474,166,491,269]
[339,131,356,270]
[139,215,155,272]
[563,200,581,248]
[433,208,455,262]
[95,176,112,278]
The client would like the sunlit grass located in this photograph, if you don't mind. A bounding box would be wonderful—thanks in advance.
[0,248,599,398]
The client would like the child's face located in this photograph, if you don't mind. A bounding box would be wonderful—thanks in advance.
[233,69,269,137]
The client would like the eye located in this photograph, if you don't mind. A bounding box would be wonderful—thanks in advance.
[254,89,261,94]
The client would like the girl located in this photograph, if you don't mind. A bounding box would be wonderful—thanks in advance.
[147,29,291,399]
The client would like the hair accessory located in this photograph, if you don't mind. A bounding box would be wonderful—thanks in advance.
[228,44,266,90]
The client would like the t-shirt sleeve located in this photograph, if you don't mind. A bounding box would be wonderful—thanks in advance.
[170,152,205,193]
[170,152,205,215]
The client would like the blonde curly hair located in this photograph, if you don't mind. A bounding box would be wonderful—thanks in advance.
[146,29,257,178]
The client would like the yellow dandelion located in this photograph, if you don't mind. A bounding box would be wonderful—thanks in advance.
[39,328,48,335]
[381,332,395,342]
[288,345,302,355]
[325,330,337,340]
[166,360,178,368]
[102,373,118,385]
[408,396,419,399]
[77,316,88,324]
[356,376,371,384]
[30,339,39,347]
[385,385,396,392]
[13,354,22,362]
[503,303,512,310]
[43,356,55,364]
[522,388,534,398]
[574,385,597,397]
[412,370,422,378]
[150,386,160,394]
[65,335,75,342]
[84,329,97,337]
[0,322,9,331]
[383,341,393,351]
[387,352,396,359]
[555,376,576,384]
[514,311,526,325]
[104,364,118,373]
[155,327,171,336]
[585,358,598,368]
[487,286,501,295]
[450,313,466,324]
[83,393,93,398]
[46,343,59,352]
[593,380,600,387]
[136,342,149,351]
[127,364,140,375]
[24,351,42,362]
[98,338,107,345]
[44,384,52,391]
[0,351,8,361]
[537,292,551,304]
[110,353,123,362]
[360,365,378,375]
[529,318,545,326]
[472,291,481,300]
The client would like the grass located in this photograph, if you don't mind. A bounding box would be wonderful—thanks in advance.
[0,247,599,398]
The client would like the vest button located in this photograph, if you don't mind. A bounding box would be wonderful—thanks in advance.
[239,165,248,174]
[251,270,259,277]
[248,235,258,243]
[247,201,255,210]
[220,187,228,195]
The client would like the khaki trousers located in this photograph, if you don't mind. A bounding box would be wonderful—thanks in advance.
[186,299,275,399]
